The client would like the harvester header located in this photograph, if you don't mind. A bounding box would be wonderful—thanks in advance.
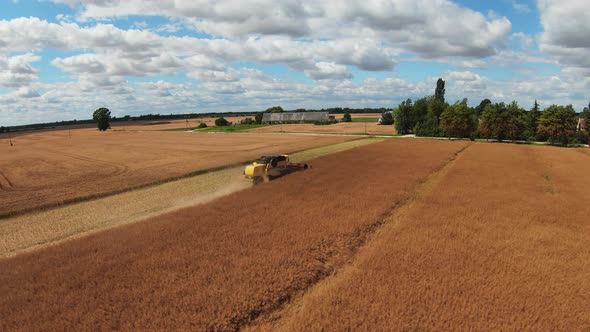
[244,154,308,183]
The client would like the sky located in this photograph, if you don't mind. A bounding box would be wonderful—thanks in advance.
[0,0,589,126]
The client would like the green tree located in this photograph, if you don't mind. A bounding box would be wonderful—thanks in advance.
[526,99,541,138]
[475,98,492,117]
[581,103,590,128]
[440,102,477,139]
[414,110,443,137]
[505,101,526,142]
[215,117,230,126]
[93,107,111,131]
[255,112,264,124]
[435,78,445,103]
[428,96,446,119]
[538,104,578,145]
[479,103,507,141]
[394,99,414,134]
[198,122,207,128]
[414,97,429,124]
[265,106,284,113]
[342,112,352,122]
[379,110,394,125]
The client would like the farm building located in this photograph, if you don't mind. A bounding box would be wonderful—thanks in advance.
[262,111,329,123]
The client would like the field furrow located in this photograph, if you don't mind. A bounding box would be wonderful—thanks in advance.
[0,139,467,331]
[263,143,590,331]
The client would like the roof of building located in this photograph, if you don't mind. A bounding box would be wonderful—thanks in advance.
[262,111,329,122]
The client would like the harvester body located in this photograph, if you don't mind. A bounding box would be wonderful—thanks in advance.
[244,155,307,183]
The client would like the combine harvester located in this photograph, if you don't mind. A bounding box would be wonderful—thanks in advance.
[244,155,309,184]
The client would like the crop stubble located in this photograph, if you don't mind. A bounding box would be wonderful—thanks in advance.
[0,129,355,216]
[0,139,467,330]
[262,143,590,331]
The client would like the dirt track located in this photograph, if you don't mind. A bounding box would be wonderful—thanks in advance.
[0,129,355,216]
[0,139,466,330]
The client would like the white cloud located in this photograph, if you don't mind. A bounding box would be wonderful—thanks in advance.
[0,53,41,87]
[511,32,534,49]
[538,0,590,71]
[50,0,512,58]
[304,62,352,81]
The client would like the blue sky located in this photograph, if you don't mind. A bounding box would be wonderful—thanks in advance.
[0,0,588,125]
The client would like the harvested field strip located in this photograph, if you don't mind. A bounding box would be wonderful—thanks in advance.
[266,143,590,331]
[0,131,356,217]
[0,138,380,258]
[0,139,468,331]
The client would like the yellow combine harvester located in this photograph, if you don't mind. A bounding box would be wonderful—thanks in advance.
[244,155,308,183]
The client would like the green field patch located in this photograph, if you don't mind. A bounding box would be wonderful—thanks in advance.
[351,117,379,123]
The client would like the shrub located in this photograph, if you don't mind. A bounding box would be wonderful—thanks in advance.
[215,117,229,126]
[198,122,208,128]
[379,111,394,126]
[342,112,352,122]
[243,118,255,125]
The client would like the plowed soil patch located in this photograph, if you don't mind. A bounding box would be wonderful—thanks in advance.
[0,130,355,216]
[267,143,590,331]
[0,139,467,331]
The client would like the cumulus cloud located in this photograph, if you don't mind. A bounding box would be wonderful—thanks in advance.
[304,62,352,80]
[50,0,511,58]
[0,53,41,87]
[538,0,590,71]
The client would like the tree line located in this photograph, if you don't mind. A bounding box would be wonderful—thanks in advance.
[391,78,590,145]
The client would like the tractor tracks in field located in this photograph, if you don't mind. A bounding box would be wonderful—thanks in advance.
[0,169,14,191]
[28,145,129,177]
[241,142,473,331]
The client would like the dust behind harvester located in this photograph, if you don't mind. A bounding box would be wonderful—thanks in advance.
[244,155,308,184]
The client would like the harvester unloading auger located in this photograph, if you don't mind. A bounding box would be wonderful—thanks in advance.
[244,155,309,184]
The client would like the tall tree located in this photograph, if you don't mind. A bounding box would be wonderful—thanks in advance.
[434,78,445,103]
[505,101,526,142]
[414,97,429,124]
[440,102,477,139]
[93,108,111,131]
[538,104,578,145]
[526,99,541,137]
[393,99,415,134]
[428,97,446,119]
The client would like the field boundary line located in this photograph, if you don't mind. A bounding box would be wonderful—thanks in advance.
[243,142,473,330]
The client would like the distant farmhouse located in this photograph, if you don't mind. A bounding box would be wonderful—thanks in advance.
[262,111,330,123]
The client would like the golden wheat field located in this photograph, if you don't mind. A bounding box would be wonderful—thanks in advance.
[0,129,355,216]
[0,137,588,330]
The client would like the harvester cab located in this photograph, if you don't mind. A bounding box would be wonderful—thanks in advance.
[244,154,308,183]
